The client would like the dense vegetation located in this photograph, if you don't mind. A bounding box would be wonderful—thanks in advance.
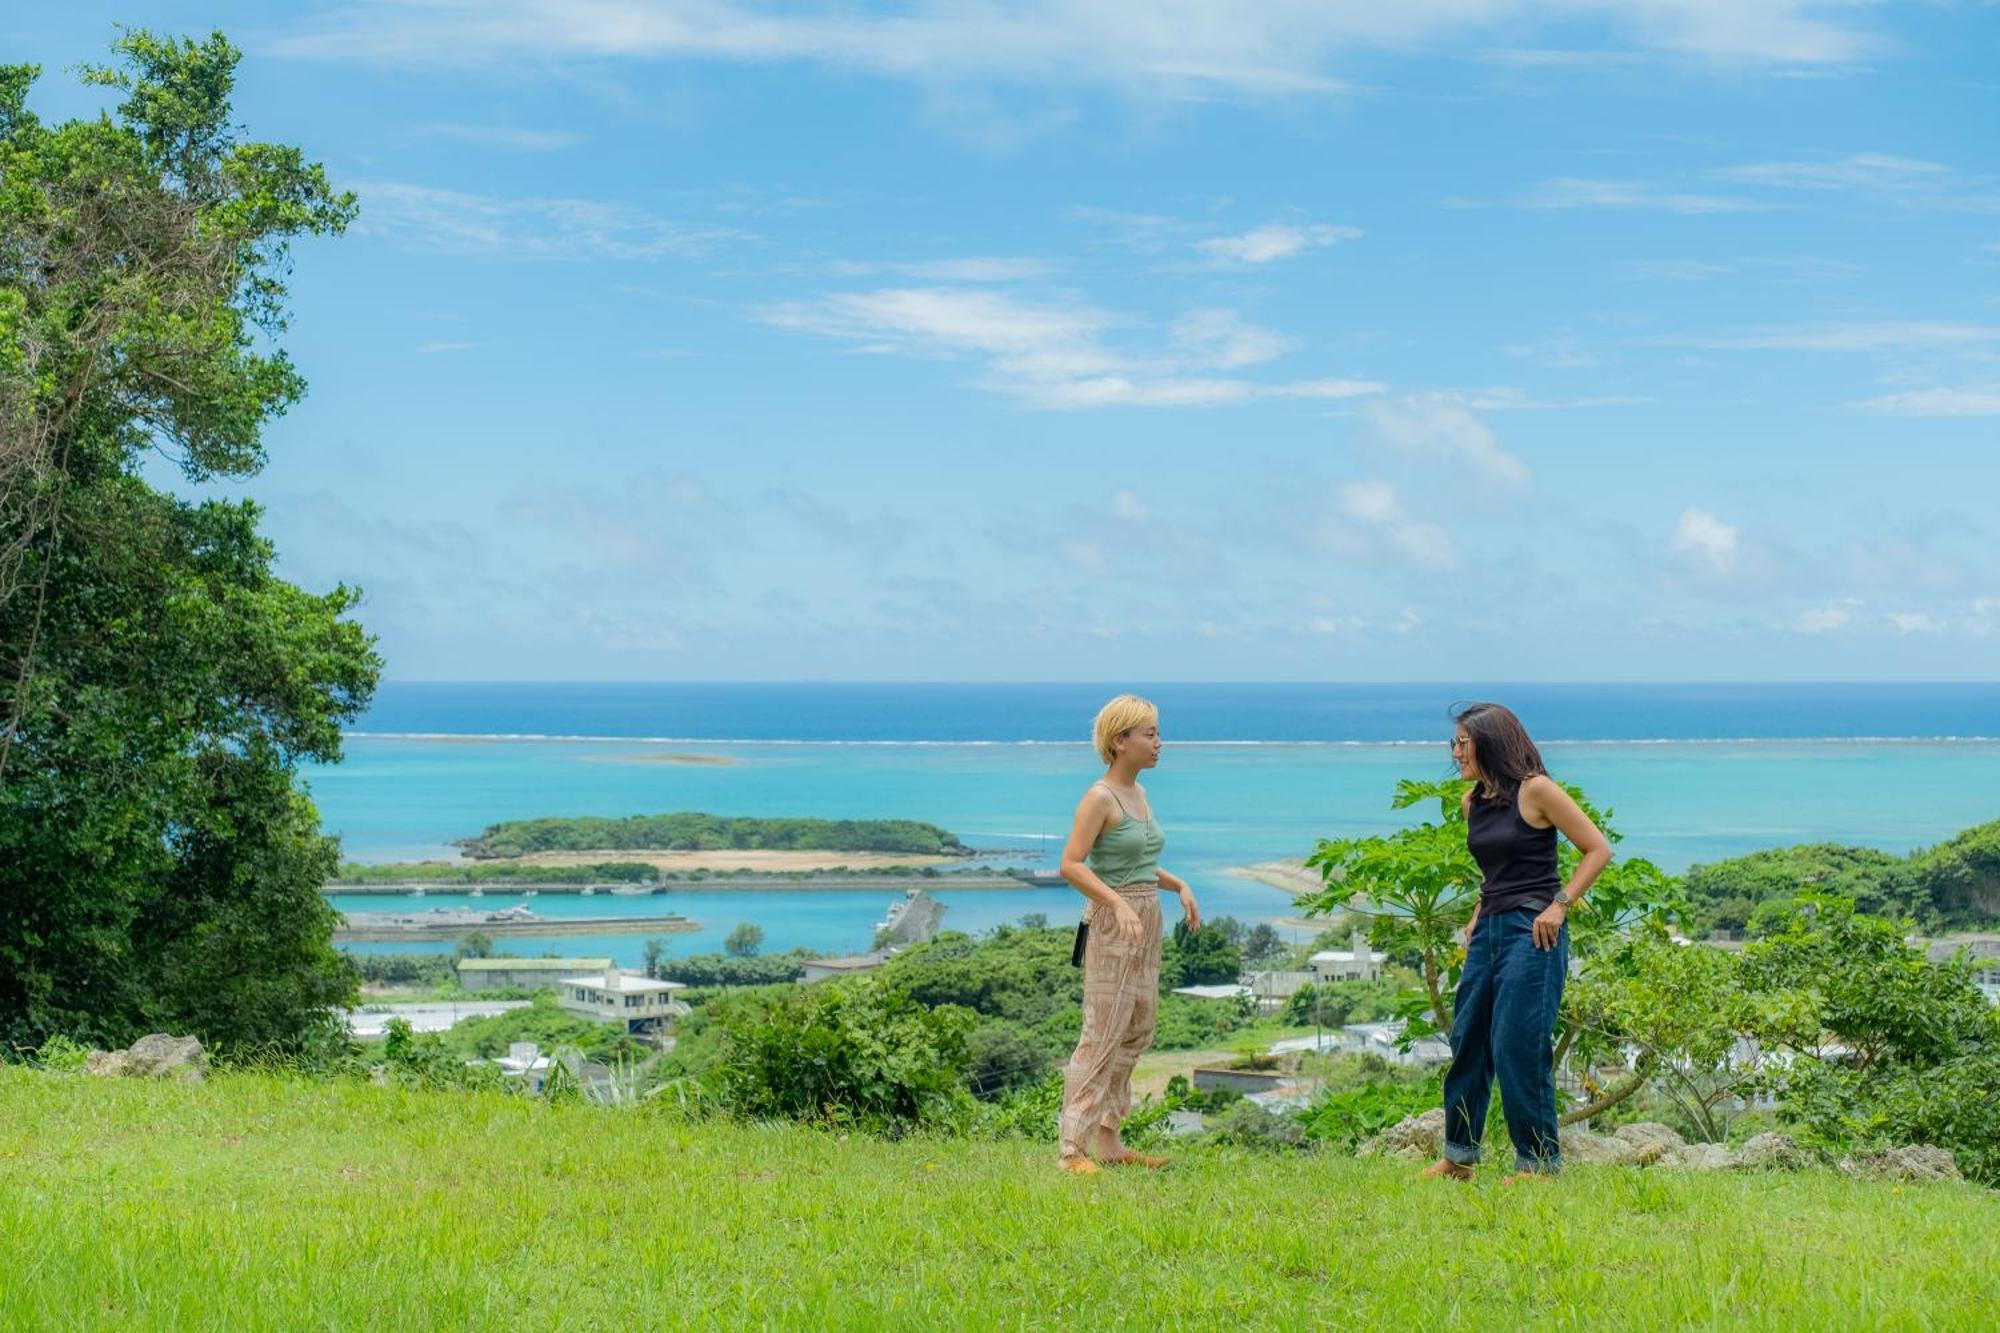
[0,34,377,1052]
[332,860,658,885]
[1681,819,2000,936]
[457,813,971,859]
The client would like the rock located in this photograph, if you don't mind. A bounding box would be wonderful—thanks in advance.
[1356,1108,1446,1160]
[82,1034,205,1082]
[1838,1145,1962,1183]
[1734,1132,1810,1171]
[1613,1122,1687,1154]
[82,1050,132,1077]
[1561,1130,1642,1166]
[1658,1142,1738,1171]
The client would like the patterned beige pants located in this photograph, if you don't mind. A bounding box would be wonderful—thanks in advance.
[1060,882,1164,1159]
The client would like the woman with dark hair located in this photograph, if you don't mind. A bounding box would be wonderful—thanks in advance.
[1422,702,1612,1182]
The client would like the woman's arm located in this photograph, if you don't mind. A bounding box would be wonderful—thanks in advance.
[1059,789,1143,942]
[1524,775,1613,949]
[1156,868,1202,931]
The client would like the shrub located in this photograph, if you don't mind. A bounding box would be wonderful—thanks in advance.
[706,977,976,1132]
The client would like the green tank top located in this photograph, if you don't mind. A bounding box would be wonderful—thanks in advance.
[1088,783,1164,887]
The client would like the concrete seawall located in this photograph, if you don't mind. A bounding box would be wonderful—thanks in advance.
[334,914,702,943]
[325,874,1054,895]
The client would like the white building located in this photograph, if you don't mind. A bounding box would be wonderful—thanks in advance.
[557,965,688,1032]
[1309,929,1388,984]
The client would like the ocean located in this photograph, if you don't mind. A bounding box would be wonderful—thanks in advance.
[319,683,2000,965]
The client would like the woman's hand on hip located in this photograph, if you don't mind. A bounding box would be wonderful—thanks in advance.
[1177,887,1201,932]
[1532,900,1566,950]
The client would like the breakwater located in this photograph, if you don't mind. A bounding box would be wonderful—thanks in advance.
[334,908,700,943]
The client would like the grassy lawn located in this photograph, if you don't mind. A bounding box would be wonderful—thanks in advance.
[1,1068,1995,1330]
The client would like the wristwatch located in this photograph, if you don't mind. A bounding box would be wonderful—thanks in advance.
[1551,889,1571,908]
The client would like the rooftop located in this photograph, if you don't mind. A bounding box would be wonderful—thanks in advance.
[561,972,686,994]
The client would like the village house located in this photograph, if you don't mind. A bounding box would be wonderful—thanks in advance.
[1309,929,1387,984]
[557,965,688,1032]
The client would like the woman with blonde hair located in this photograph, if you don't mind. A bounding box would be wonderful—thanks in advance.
[1056,693,1202,1175]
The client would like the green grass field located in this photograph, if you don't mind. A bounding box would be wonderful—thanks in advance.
[2,1068,1995,1331]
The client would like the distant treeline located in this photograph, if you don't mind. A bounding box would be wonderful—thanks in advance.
[457,814,972,860]
[331,861,658,885]
[1685,817,2000,937]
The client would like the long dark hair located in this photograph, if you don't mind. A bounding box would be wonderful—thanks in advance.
[1452,701,1546,801]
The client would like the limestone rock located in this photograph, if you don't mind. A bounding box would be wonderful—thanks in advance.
[1613,1122,1687,1154]
[1734,1132,1810,1171]
[83,1034,205,1082]
[1356,1108,1445,1161]
[1657,1142,1737,1170]
[82,1050,132,1077]
[1561,1130,1642,1166]
[1838,1145,1962,1183]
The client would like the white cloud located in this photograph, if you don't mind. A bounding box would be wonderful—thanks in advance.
[1361,394,1530,486]
[357,180,748,259]
[758,286,1382,410]
[408,123,582,152]
[275,2,1882,89]
[1516,177,1767,214]
[1885,611,1942,634]
[1670,508,1741,575]
[1657,321,2000,351]
[1853,386,2000,418]
[1718,153,1949,192]
[1394,607,1422,634]
[1111,490,1148,521]
[1792,599,1860,634]
[1969,598,2000,636]
[1335,480,1459,571]
[1197,222,1361,265]
[416,340,479,354]
[1171,309,1291,369]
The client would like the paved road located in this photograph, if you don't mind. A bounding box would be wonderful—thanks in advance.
[344,1001,530,1038]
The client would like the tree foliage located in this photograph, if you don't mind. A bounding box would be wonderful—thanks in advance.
[0,33,377,1051]
[457,813,970,859]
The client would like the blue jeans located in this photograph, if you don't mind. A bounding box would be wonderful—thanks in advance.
[1441,907,1567,1173]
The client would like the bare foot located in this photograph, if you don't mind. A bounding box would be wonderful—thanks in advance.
[1058,1156,1102,1176]
[1421,1158,1475,1181]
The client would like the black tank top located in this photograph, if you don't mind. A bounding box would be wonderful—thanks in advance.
[1466,787,1561,915]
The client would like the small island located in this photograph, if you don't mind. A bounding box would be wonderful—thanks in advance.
[323,813,1059,893]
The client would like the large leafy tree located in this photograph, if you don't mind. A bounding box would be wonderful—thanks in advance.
[0,32,377,1050]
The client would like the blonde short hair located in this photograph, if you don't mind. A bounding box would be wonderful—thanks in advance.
[1093,694,1158,765]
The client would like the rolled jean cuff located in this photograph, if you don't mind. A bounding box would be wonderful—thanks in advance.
[1512,1154,1562,1175]
[1442,1142,1481,1167]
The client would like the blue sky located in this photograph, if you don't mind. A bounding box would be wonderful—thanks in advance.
[14,2,2000,681]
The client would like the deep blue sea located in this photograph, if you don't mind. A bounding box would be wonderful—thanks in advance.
[319,683,2000,966]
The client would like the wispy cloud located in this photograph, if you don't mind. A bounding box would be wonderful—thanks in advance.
[756,286,1382,410]
[1515,177,1767,214]
[274,2,1883,91]
[1718,152,1948,192]
[356,180,750,259]
[407,123,583,152]
[1361,394,1530,486]
[1197,222,1361,265]
[416,340,480,354]
[1852,385,2000,418]
[1654,321,2000,351]
[1792,598,1861,634]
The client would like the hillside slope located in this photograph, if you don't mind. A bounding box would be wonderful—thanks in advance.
[1,1070,1995,1329]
